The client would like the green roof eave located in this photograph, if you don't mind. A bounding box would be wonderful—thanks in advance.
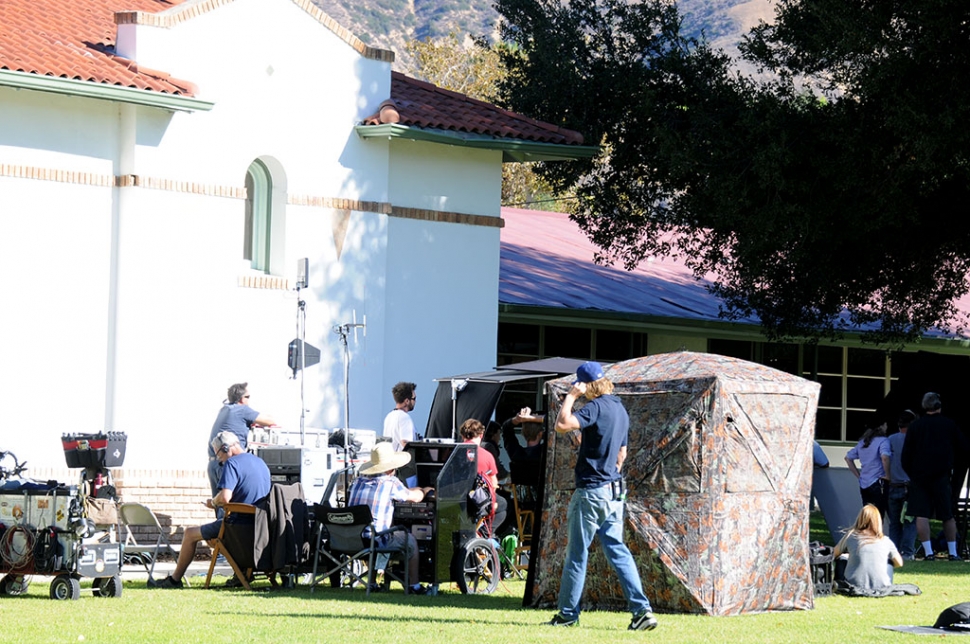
[498,303,970,353]
[0,69,214,112]
[354,123,599,162]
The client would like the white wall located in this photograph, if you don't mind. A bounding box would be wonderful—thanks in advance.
[388,139,503,216]
[0,176,113,468]
[381,215,501,435]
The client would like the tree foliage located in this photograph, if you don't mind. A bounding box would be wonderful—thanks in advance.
[494,0,970,344]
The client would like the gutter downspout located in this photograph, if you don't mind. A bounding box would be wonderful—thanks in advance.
[105,102,137,431]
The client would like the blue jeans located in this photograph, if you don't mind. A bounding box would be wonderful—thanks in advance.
[557,484,652,619]
[887,484,916,558]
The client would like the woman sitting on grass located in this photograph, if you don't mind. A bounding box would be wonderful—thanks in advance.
[835,504,904,593]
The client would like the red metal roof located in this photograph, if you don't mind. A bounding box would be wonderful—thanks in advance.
[0,0,196,95]
[362,71,586,146]
[500,207,970,339]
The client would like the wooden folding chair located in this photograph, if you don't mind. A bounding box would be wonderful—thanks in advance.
[204,503,259,590]
[509,461,538,571]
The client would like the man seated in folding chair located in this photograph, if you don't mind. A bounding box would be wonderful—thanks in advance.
[348,443,432,594]
[151,431,271,589]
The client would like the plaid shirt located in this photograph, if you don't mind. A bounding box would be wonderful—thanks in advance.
[348,473,410,537]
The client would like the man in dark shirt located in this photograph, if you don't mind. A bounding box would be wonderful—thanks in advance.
[549,362,657,631]
[502,408,544,484]
[154,431,271,588]
[900,392,966,560]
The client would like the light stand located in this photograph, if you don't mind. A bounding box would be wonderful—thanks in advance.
[450,379,468,441]
[288,258,319,446]
[293,282,307,446]
[333,311,366,498]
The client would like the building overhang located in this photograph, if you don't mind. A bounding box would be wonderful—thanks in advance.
[0,69,214,113]
[355,123,600,162]
[499,303,970,354]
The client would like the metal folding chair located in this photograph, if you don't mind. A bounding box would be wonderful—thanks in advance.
[118,502,179,584]
[310,504,411,595]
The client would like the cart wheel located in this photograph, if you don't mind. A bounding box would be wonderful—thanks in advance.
[92,575,123,598]
[452,538,500,595]
[0,574,29,596]
[49,575,81,601]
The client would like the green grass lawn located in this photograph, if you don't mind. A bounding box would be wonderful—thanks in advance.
[3,561,968,644]
[0,512,960,644]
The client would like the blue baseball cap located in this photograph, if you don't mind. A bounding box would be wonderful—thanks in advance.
[573,361,605,385]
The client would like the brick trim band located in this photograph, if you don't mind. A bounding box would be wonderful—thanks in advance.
[1,164,502,228]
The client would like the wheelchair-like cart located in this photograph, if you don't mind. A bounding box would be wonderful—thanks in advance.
[0,437,125,600]
[394,440,500,594]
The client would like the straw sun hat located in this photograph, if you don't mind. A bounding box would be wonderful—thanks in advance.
[359,442,412,475]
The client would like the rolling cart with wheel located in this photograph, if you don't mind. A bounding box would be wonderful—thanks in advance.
[0,442,124,601]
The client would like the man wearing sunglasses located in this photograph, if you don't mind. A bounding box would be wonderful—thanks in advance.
[206,382,276,518]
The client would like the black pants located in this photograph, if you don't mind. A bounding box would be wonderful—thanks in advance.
[861,479,888,517]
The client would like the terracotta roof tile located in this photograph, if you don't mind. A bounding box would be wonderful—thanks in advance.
[362,71,586,146]
[0,0,196,95]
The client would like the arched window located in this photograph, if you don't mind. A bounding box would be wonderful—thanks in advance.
[243,157,286,275]
[244,159,272,273]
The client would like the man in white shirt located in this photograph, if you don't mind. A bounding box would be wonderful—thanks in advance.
[383,381,416,452]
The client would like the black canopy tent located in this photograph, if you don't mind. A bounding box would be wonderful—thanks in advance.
[424,358,587,440]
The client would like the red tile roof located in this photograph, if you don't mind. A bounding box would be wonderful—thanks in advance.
[362,71,586,146]
[1,0,585,144]
[0,0,196,95]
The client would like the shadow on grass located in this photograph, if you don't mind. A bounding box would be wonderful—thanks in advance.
[243,584,531,612]
[903,560,970,576]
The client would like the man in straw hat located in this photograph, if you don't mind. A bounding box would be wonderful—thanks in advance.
[549,361,658,631]
[349,442,432,594]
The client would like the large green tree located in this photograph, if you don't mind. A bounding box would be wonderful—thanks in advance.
[494,0,970,343]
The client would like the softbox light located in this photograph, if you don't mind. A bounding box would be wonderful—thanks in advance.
[287,339,320,376]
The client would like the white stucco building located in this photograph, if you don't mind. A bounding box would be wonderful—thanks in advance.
[0,0,594,473]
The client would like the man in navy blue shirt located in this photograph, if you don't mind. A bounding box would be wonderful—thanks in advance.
[153,431,271,588]
[549,361,657,631]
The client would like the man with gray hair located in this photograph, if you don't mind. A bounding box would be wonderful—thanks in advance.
[901,392,967,561]
[152,431,271,588]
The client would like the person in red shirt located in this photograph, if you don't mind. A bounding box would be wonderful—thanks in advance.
[459,419,508,535]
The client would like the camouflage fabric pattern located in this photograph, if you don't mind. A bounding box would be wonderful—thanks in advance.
[531,352,821,616]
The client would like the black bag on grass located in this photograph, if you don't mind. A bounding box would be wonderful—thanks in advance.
[934,602,970,631]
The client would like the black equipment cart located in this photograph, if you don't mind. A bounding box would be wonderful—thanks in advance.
[0,436,125,601]
[394,440,500,594]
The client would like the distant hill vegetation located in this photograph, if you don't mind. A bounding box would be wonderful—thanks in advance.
[312,0,777,70]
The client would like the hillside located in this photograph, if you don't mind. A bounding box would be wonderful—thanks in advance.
[311,0,778,72]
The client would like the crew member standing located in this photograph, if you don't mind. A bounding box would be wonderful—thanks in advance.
[549,361,657,631]
[383,381,417,452]
[207,382,276,518]
[901,392,967,561]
